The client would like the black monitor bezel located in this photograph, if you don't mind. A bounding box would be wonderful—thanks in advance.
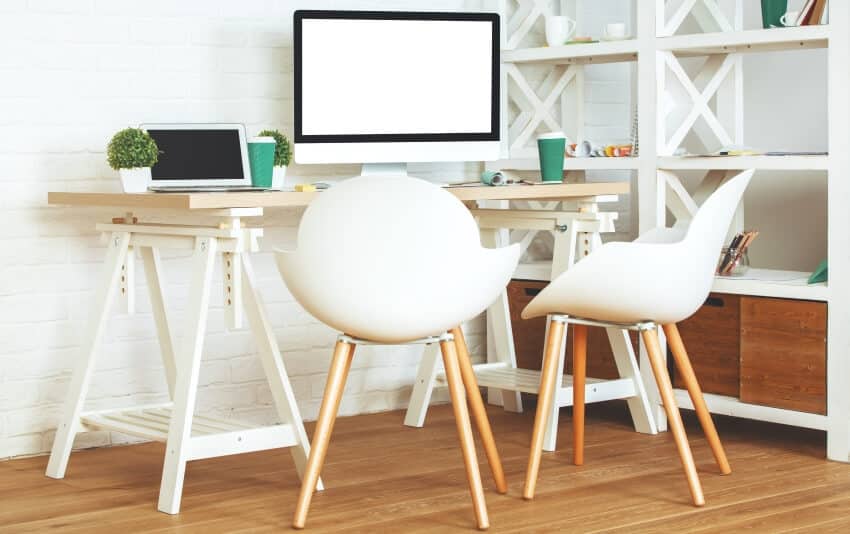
[293,10,500,144]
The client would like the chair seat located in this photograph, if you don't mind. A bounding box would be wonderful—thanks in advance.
[520,242,711,325]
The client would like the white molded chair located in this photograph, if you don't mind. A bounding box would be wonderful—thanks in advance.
[522,171,753,506]
[277,174,520,530]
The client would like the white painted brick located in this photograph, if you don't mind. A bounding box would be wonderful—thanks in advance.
[27,0,93,14]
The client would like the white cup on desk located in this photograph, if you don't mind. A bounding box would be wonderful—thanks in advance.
[602,22,627,41]
[545,15,576,46]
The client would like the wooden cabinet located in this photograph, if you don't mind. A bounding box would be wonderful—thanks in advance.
[508,281,827,415]
[740,297,827,415]
[673,293,741,397]
[508,279,631,379]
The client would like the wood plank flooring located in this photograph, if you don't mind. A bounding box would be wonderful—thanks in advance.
[2,402,849,533]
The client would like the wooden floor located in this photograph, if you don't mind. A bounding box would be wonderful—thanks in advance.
[3,402,850,533]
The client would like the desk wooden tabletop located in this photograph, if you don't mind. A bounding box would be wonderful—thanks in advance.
[47,182,629,210]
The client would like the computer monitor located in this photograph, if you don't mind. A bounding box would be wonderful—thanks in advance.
[293,10,500,175]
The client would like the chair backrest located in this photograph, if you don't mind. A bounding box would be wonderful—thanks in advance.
[276,175,519,343]
[676,170,753,308]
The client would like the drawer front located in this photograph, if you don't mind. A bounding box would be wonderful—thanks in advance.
[740,297,827,415]
[507,279,626,379]
[508,280,548,372]
[673,293,741,397]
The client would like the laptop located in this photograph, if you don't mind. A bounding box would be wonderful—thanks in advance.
[143,123,267,192]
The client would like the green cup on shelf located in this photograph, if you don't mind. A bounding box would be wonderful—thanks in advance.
[247,136,276,188]
[761,0,788,28]
[537,132,566,182]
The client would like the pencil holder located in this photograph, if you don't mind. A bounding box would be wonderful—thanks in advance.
[716,247,750,277]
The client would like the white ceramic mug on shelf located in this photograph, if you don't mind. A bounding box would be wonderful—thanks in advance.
[545,15,576,46]
[603,22,627,40]
[780,11,800,27]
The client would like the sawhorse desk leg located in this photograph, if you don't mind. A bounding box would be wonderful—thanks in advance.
[47,217,319,514]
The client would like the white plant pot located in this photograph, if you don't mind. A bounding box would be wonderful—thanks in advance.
[271,165,287,190]
[119,167,151,193]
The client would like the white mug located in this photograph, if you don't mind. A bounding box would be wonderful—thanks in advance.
[603,22,627,40]
[545,16,576,46]
[780,11,799,27]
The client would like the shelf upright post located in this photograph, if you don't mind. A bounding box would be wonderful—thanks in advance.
[638,0,667,431]
[826,0,850,463]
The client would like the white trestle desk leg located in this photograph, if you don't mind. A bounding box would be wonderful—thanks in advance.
[158,237,217,514]
[46,232,131,479]
[542,224,577,452]
[480,220,522,412]
[607,328,657,435]
[140,246,177,399]
[586,231,656,435]
[240,254,322,491]
[403,343,442,427]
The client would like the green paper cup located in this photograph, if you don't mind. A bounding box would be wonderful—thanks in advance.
[761,0,788,28]
[537,132,566,182]
[248,136,276,188]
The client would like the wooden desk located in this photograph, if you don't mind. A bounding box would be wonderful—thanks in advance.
[45,181,654,513]
[47,181,628,210]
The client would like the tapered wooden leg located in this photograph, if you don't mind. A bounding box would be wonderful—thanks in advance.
[572,324,587,466]
[663,323,731,475]
[451,327,508,494]
[441,338,489,530]
[642,328,705,507]
[524,320,566,500]
[293,340,355,530]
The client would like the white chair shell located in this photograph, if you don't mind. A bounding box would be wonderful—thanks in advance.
[276,174,520,343]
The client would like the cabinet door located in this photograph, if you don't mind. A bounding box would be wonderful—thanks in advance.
[673,293,741,397]
[740,297,826,415]
[507,279,627,379]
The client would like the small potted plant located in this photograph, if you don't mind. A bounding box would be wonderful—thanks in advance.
[107,127,159,193]
[258,129,292,190]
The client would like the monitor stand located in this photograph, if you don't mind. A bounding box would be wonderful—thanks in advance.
[360,163,409,177]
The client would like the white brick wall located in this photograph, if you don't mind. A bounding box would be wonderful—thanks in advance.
[0,0,490,460]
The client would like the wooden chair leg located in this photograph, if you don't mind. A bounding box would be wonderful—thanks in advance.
[572,324,587,466]
[441,338,489,530]
[451,327,508,494]
[663,323,732,475]
[641,328,705,507]
[524,319,566,500]
[293,340,356,529]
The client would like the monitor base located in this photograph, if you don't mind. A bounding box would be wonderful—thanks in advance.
[360,163,409,177]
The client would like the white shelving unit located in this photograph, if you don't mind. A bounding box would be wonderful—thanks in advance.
[493,0,850,462]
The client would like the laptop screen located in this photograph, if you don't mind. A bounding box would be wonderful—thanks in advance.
[148,129,245,181]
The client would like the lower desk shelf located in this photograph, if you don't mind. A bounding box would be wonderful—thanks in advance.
[437,365,636,405]
[80,404,298,461]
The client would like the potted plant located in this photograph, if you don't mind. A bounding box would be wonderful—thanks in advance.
[258,129,292,190]
[107,127,159,193]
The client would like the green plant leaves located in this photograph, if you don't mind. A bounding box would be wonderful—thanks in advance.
[107,127,159,170]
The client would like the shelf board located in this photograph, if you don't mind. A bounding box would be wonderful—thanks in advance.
[514,261,553,282]
[438,364,636,404]
[502,39,638,65]
[495,157,639,172]
[713,268,826,301]
[658,25,829,56]
[658,155,828,171]
[514,266,826,302]
[674,390,827,430]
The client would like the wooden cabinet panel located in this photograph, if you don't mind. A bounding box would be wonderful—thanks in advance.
[508,279,629,379]
[673,293,741,397]
[740,297,827,415]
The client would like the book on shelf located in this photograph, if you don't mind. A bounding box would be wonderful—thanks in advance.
[798,0,828,26]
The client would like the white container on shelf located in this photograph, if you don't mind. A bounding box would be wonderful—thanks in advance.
[271,165,287,190]
[118,167,151,193]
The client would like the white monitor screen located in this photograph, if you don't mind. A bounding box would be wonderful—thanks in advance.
[294,11,499,144]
